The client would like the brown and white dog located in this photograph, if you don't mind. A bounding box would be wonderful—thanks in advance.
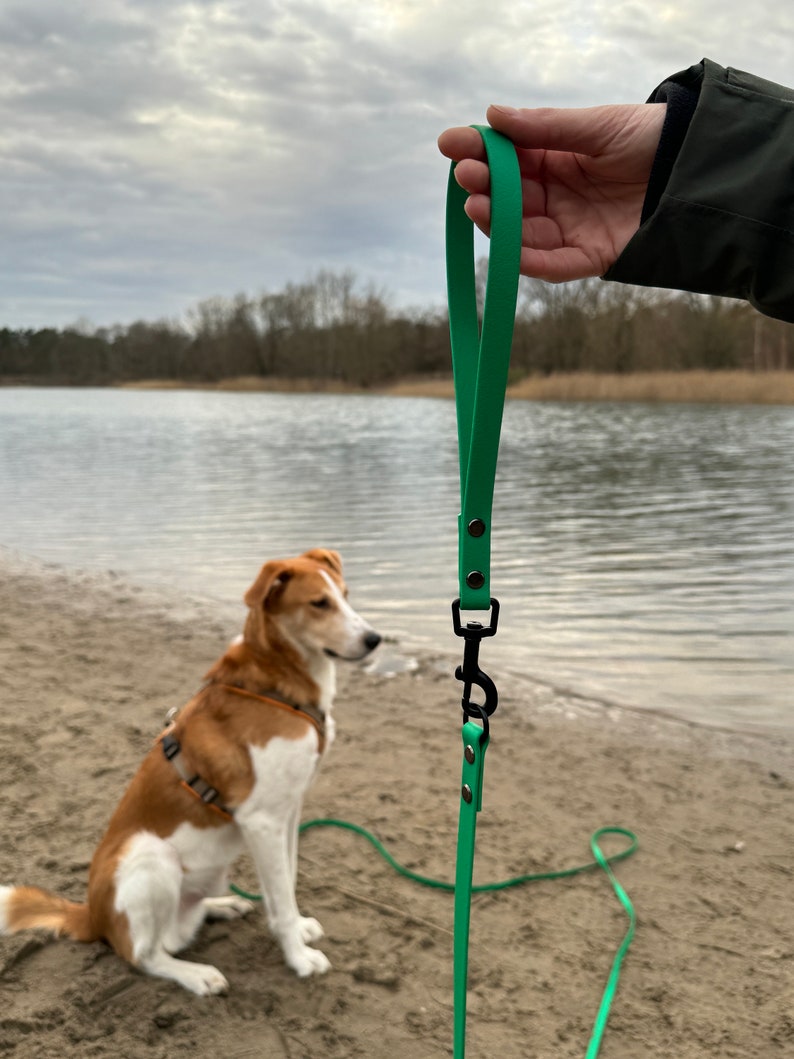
[0,549,380,995]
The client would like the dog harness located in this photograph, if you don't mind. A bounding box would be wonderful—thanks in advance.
[160,684,327,821]
[161,732,235,821]
[219,684,327,750]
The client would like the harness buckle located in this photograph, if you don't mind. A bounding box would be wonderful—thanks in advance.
[162,733,181,761]
[188,777,222,805]
[451,598,500,740]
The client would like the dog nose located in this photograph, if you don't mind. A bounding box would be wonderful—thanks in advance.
[364,631,382,652]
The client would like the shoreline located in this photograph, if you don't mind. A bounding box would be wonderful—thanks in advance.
[127,369,794,404]
[4,369,794,404]
[3,546,789,753]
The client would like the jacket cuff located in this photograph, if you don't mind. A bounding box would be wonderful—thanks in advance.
[604,58,794,322]
[641,81,699,223]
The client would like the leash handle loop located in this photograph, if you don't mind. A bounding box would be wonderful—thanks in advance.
[446,125,522,610]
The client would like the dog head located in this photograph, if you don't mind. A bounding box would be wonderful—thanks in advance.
[244,549,381,661]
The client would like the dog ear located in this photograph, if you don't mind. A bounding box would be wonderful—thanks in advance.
[243,560,292,609]
[302,548,343,576]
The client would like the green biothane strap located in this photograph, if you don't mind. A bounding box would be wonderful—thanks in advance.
[447,123,521,1058]
[453,721,489,1059]
[446,125,522,610]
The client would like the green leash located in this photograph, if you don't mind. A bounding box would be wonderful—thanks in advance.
[230,819,638,897]
[447,123,522,1059]
[445,126,637,1058]
[230,819,637,1057]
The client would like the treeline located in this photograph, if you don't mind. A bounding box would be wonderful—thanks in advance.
[512,278,791,375]
[0,269,790,387]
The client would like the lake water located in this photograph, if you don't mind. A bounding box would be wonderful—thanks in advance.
[0,387,792,733]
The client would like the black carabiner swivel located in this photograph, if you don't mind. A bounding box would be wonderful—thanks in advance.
[452,598,500,740]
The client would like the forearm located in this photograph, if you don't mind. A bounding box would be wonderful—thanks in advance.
[605,59,794,323]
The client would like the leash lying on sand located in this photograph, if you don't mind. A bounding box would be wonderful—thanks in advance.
[231,818,637,1059]
[231,818,639,898]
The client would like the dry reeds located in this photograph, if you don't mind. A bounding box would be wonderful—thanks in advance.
[122,371,794,405]
[505,371,794,405]
[379,370,794,404]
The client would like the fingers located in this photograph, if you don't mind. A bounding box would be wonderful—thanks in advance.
[464,209,600,281]
[462,177,546,233]
[465,196,564,254]
[462,192,491,233]
[437,125,487,163]
[463,195,600,282]
[520,246,601,283]
[452,158,490,195]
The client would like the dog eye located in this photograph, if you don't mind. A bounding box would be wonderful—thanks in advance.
[310,598,330,610]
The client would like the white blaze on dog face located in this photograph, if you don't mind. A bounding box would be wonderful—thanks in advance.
[276,568,379,660]
[249,552,380,661]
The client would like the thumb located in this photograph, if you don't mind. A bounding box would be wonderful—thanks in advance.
[486,103,628,156]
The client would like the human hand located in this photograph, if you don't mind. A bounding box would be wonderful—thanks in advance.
[438,103,666,282]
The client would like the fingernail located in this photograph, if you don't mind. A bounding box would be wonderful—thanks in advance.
[490,105,518,117]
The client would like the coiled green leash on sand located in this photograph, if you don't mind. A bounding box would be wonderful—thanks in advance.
[232,818,637,1057]
[230,817,638,895]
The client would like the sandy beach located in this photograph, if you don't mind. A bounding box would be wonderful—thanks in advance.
[1,550,793,1058]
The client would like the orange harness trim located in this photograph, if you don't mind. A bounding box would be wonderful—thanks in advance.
[218,684,326,751]
[160,684,326,823]
[178,780,234,821]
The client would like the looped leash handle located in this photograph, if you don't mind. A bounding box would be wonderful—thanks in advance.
[446,125,522,610]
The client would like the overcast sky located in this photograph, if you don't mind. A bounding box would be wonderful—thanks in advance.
[1,0,792,329]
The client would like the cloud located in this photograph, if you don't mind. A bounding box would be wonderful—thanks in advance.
[0,0,792,327]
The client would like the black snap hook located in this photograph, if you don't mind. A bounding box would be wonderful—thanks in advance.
[452,598,500,738]
[451,597,500,639]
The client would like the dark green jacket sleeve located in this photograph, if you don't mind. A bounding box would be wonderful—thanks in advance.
[604,59,794,323]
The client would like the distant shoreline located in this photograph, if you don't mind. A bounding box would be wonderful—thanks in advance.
[3,369,794,404]
[507,369,794,404]
[123,369,794,404]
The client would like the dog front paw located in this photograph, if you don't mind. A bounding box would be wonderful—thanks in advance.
[194,964,231,996]
[153,959,230,996]
[289,945,331,978]
[298,916,324,944]
[203,895,257,920]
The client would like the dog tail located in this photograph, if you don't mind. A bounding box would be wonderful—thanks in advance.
[0,884,97,943]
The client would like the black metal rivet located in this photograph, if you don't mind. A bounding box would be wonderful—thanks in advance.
[467,518,486,538]
[464,745,475,764]
[466,570,485,590]
[462,784,473,804]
